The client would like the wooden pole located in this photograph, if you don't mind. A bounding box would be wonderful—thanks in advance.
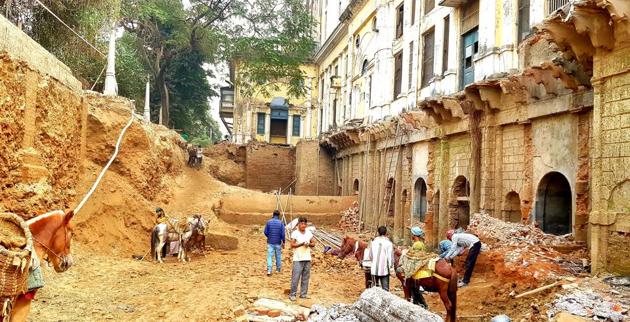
[514,281,560,299]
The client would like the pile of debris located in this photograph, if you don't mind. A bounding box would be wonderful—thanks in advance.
[338,202,360,232]
[233,298,310,321]
[468,213,574,247]
[546,287,627,321]
[468,213,589,280]
[308,287,443,322]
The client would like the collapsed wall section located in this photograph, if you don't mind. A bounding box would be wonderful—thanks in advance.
[295,140,335,195]
[0,50,86,217]
[245,143,296,192]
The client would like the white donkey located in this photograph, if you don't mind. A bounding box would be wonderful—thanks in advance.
[151,215,207,263]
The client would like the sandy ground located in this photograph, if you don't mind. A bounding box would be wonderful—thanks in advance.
[24,168,567,321]
[29,232,367,321]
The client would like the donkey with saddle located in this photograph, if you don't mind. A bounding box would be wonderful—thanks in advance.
[151,212,207,263]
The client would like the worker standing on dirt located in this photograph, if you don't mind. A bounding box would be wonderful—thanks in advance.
[441,229,481,288]
[264,210,286,276]
[367,226,394,291]
[409,227,429,308]
[289,216,315,301]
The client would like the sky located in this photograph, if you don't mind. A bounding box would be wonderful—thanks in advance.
[205,62,230,136]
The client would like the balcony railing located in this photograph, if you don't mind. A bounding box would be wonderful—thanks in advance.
[547,0,570,15]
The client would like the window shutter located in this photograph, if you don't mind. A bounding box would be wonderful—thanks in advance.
[257,113,266,135]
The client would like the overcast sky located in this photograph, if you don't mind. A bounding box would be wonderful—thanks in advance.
[205,62,229,136]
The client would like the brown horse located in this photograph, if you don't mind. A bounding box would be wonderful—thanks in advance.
[339,236,457,322]
[338,236,372,288]
[10,210,75,322]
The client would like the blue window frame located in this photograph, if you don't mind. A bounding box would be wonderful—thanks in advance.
[292,115,301,136]
[257,113,265,135]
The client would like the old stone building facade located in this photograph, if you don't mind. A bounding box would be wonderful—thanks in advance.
[221,65,320,146]
[311,0,629,275]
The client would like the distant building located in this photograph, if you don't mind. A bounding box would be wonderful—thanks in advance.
[220,64,319,146]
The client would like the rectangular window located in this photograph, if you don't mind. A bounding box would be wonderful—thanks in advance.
[408,42,414,90]
[394,51,403,98]
[421,29,435,88]
[442,15,450,74]
[518,0,530,43]
[257,113,265,135]
[547,0,569,15]
[292,115,301,136]
[396,4,404,39]
[424,0,434,15]
[411,0,416,25]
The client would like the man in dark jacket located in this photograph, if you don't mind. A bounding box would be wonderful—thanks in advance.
[264,210,286,276]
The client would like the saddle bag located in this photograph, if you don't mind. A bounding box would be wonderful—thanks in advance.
[0,213,32,297]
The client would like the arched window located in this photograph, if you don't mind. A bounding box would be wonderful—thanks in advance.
[413,178,428,222]
[504,191,521,223]
[536,172,572,235]
[353,179,359,195]
[361,59,369,75]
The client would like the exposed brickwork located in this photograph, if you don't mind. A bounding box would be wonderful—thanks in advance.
[295,140,335,195]
[245,144,296,193]
[575,112,591,242]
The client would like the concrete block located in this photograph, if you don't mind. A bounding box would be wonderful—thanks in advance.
[206,232,239,250]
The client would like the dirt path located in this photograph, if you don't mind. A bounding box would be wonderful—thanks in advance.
[29,227,366,322]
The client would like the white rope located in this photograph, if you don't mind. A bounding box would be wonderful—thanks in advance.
[32,0,106,57]
[74,106,135,214]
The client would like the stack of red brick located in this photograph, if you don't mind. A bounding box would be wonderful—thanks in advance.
[338,201,360,232]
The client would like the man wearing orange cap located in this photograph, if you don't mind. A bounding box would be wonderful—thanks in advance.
[440,229,481,287]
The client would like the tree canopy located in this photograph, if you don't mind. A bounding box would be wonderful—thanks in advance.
[1,0,316,143]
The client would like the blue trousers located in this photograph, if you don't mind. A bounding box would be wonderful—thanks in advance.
[267,244,282,272]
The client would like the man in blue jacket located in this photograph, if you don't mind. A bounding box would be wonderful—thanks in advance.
[264,210,286,276]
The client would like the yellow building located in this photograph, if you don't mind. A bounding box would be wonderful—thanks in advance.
[220,64,319,146]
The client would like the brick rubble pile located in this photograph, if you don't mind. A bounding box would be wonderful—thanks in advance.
[338,201,360,232]
[468,213,575,246]
[468,213,589,280]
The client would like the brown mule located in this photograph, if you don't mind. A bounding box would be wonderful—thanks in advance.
[10,210,75,322]
[339,236,457,322]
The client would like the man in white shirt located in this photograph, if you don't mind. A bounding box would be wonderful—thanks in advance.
[367,226,394,291]
[440,229,481,287]
[289,217,315,301]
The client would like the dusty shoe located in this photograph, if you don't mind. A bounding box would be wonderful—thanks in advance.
[299,295,310,299]
[457,281,468,288]
[289,295,297,301]
[267,271,272,276]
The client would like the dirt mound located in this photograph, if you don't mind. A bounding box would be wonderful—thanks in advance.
[67,95,228,256]
[203,141,246,186]
[0,53,84,217]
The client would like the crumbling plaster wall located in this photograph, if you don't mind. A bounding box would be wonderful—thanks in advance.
[531,113,579,230]
[0,18,87,217]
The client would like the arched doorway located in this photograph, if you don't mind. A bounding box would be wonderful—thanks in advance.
[413,178,428,222]
[536,172,572,235]
[353,179,360,195]
[383,178,396,231]
[504,191,521,223]
[450,176,470,229]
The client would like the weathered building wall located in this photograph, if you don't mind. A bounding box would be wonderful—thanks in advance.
[295,140,335,195]
[0,23,87,217]
[0,15,82,91]
[244,144,296,192]
[589,30,630,275]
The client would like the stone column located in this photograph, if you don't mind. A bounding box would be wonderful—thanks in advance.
[287,113,293,145]
[103,27,118,96]
[265,113,271,143]
[143,76,151,123]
